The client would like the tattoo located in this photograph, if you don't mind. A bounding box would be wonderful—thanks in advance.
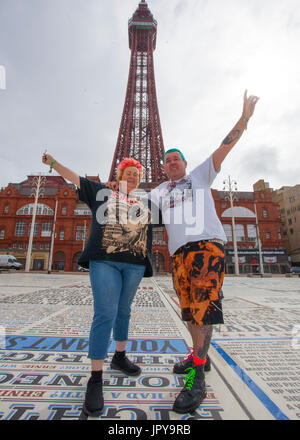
[222,129,241,145]
[196,325,213,359]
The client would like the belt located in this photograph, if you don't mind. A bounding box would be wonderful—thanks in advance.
[174,238,225,255]
[204,238,224,245]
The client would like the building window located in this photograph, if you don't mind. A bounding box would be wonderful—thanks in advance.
[0,229,4,239]
[17,203,53,216]
[153,228,163,242]
[289,196,295,203]
[74,209,92,215]
[40,243,44,250]
[60,230,64,240]
[42,222,52,231]
[4,205,9,214]
[15,221,26,236]
[41,222,52,237]
[62,206,67,215]
[262,209,268,218]
[18,243,23,249]
[75,225,87,241]
[235,224,245,242]
[223,224,232,241]
[28,222,39,237]
[221,206,255,218]
[290,228,294,234]
[266,232,271,239]
[288,218,292,225]
[247,224,257,242]
[280,209,285,217]
[76,231,81,241]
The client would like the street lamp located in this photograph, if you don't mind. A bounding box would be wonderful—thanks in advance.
[223,175,239,275]
[254,201,264,275]
[82,220,87,251]
[25,173,47,272]
[48,198,58,274]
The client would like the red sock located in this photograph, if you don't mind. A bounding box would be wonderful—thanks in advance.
[192,355,207,366]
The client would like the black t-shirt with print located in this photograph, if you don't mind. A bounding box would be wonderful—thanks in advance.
[77,177,154,277]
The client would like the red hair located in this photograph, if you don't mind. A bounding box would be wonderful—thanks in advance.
[117,158,143,182]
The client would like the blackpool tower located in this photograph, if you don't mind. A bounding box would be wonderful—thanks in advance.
[109,0,166,184]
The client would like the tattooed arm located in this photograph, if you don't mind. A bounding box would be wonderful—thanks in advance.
[213,90,259,172]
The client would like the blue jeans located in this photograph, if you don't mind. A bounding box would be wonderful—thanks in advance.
[88,260,145,360]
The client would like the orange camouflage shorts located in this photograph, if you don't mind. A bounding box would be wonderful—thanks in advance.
[171,240,225,326]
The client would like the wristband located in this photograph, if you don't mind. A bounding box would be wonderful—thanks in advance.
[241,116,248,129]
[49,160,56,173]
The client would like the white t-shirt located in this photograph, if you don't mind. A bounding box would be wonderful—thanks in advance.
[150,154,227,255]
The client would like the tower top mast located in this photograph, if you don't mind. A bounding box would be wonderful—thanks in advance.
[128,0,157,50]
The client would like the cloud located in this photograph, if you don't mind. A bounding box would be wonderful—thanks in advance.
[0,0,300,193]
[236,145,280,179]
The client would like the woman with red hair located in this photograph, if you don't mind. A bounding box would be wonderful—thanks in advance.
[42,153,155,417]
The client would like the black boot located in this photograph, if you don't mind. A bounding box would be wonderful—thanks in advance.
[83,371,104,417]
[110,351,141,376]
[172,365,206,414]
[173,353,211,374]
[204,354,211,372]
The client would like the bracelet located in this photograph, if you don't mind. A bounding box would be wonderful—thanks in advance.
[241,116,248,130]
[49,160,56,173]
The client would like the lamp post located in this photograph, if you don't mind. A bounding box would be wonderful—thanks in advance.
[25,174,46,272]
[82,220,87,251]
[223,175,239,275]
[48,198,58,274]
[254,201,264,275]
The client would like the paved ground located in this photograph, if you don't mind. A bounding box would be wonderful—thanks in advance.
[0,272,299,421]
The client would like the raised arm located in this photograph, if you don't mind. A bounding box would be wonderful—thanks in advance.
[212,90,259,172]
[42,152,80,188]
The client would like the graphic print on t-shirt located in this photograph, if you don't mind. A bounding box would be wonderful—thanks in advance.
[162,176,193,211]
[101,192,150,258]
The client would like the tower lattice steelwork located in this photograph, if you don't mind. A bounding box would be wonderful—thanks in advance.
[109,0,166,183]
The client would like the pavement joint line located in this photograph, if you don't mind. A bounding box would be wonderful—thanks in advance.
[1,274,300,420]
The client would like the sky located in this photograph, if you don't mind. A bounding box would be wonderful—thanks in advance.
[0,0,300,192]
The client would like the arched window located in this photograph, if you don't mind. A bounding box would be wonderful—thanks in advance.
[17,203,54,216]
[221,206,255,218]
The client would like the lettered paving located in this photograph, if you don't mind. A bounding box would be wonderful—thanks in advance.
[0,272,299,420]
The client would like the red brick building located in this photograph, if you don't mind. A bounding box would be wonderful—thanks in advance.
[150,183,288,274]
[0,176,289,274]
[0,174,98,271]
